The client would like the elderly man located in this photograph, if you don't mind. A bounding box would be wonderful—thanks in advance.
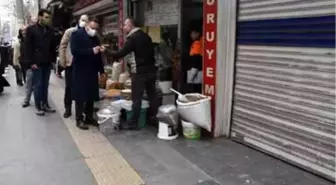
[59,14,89,118]
[102,17,158,130]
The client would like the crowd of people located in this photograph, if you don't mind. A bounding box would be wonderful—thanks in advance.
[7,9,158,131]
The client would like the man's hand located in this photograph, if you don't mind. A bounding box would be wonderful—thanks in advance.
[31,64,38,69]
[99,46,106,53]
[93,46,101,54]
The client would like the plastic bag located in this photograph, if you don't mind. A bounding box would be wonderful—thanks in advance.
[157,104,179,126]
[176,94,212,132]
[111,62,122,81]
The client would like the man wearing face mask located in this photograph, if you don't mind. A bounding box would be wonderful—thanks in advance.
[70,17,105,130]
[25,9,57,116]
[59,15,89,119]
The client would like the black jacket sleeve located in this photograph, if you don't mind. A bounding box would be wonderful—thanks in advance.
[96,38,105,74]
[107,37,134,59]
[24,26,34,66]
[50,31,58,64]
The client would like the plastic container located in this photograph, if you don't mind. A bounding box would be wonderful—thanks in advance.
[96,106,121,132]
[126,108,147,128]
[110,99,127,110]
[158,81,172,94]
[121,100,149,111]
[181,120,201,140]
[157,121,178,140]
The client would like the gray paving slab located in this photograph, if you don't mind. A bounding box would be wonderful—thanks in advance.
[105,129,213,185]
[0,69,97,185]
[169,137,334,185]
[105,126,334,185]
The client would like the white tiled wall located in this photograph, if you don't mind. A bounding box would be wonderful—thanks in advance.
[143,0,180,26]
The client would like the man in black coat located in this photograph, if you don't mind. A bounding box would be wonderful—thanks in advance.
[0,47,10,94]
[25,9,57,116]
[70,17,105,130]
[103,17,158,130]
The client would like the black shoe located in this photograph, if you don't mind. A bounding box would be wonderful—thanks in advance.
[85,117,99,127]
[76,121,89,130]
[43,104,56,113]
[17,82,23,86]
[120,121,139,130]
[22,102,30,108]
[63,108,72,118]
[36,109,45,116]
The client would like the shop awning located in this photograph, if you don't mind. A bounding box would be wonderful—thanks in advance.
[73,0,118,16]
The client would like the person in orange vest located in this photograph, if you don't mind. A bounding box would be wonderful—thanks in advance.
[187,29,203,93]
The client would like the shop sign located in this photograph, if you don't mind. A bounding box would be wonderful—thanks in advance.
[203,0,217,133]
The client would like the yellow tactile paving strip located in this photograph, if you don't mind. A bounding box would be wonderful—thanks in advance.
[49,78,145,185]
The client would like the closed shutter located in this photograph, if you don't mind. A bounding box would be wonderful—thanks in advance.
[232,0,335,181]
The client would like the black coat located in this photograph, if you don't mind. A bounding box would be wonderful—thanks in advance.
[24,24,57,67]
[70,29,104,102]
[0,46,10,69]
[0,54,10,89]
[109,28,156,74]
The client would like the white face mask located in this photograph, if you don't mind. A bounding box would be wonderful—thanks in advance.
[79,20,86,28]
[86,27,96,37]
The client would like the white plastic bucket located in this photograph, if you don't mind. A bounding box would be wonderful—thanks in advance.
[176,94,212,132]
[157,122,178,140]
[158,81,172,94]
[97,112,121,133]
[181,120,201,140]
[97,112,120,125]
[121,100,149,111]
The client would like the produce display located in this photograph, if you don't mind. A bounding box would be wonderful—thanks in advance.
[99,74,107,89]
[121,89,132,100]
[106,80,124,90]
[105,89,121,98]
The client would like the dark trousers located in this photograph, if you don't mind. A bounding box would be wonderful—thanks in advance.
[57,65,64,75]
[14,67,27,84]
[75,101,94,121]
[131,72,158,124]
[32,65,51,109]
[64,66,72,109]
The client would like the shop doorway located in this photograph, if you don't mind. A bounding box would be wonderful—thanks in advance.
[180,0,203,93]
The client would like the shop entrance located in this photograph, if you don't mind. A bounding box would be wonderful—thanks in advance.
[180,0,203,93]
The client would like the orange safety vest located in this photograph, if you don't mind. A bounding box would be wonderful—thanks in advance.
[189,37,203,56]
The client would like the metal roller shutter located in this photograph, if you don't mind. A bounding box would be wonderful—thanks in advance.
[232,0,335,181]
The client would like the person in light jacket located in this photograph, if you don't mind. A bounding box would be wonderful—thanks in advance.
[13,26,34,108]
[13,28,27,86]
[59,15,88,118]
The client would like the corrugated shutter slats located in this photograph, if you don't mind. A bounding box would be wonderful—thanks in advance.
[232,0,336,181]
